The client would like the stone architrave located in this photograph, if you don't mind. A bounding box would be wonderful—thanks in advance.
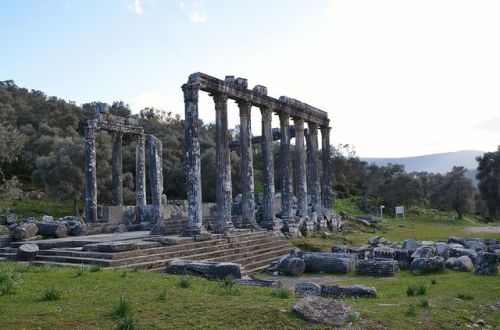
[238,100,257,228]
[213,92,233,234]
[84,126,98,223]
[260,107,276,229]
[279,113,293,221]
[111,132,123,206]
[294,117,307,217]
[320,126,333,209]
[135,134,146,207]
[182,84,206,236]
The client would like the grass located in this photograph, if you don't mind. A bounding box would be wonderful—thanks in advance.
[218,275,241,296]
[0,268,21,295]
[156,290,167,303]
[457,293,475,301]
[405,305,417,317]
[41,287,61,301]
[89,264,101,273]
[419,298,430,308]
[110,297,132,319]
[0,195,80,220]
[176,275,191,289]
[270,287,292,299]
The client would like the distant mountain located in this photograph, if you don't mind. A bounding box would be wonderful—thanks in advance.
[361,150,484,175]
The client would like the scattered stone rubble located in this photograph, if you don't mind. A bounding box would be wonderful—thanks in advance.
[293,296,359,326]
[164,259,245,280]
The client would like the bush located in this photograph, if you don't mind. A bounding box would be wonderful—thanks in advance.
[416,284,428,295]
[405,305,417,317]
[176,276,191,289]
[270,287,292,299]
[406,284,427,296]
[89,264,101,273]
[419,298,429,308]
[111,297,132,319]
[431,278,437,285]
[0,269,21,296]
[457,293,474,301]
[406,285,416,296]
[156,291,167,303]
[218,275,240,296]
[41,287,61,301]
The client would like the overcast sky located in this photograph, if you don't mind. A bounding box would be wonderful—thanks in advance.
[1,0,499,157]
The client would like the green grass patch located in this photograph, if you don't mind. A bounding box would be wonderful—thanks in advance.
[405,305,417,317]
[457,293,475,301]
[270,287,292,299]
[176,275,191,289]
[41,287,61,301]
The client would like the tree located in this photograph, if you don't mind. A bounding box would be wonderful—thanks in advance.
[0,124,27,201]
[476,147,500,218]
[442,167,476,219]
[34,139,85,216]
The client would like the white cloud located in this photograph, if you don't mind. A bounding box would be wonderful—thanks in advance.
[127,0,143,15]
[179,0,207,23]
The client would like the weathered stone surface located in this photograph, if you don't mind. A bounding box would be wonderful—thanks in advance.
[278,257,306,276]
[306,123,321,212]
[394,249,411,270]
[62,218,87,236]
[475,252,498,275]
[372,247,395,259]
[0,225,10,235]
[279,113,293,223]
[320,127,333,209]
[410,257,445,274]
[356,259,398,277]
[303,252,356,274]
[445,256,474,272]
[37,221,68,238]
[235,278,280,287]
[331,245,349,253]
[7,211,17,225]
[402,239,418,250]
[111,132,124,205]
[17,243,39,261]
[84,125,98,223]
[466,239,487,253]
[349,246,371,259]
[448,236,467,246]
[97,242,136,252]
[12,222,38,241]
[41,215,53,222]
[411,246,436,259]
[165,259,245,280]
[449,247,478,264]
[435,242,450,258]
[260,107,277,229]
[368,236,386,247]
[295,282,321,296]
[147,134,164,223]
[294,117,307,217]
[321,284,377,298]
[293,297,358,326]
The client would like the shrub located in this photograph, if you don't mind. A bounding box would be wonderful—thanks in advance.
[419,298,429,307]
[220,275,235,289]
[41,287,61,301]
[407,284,427,296]
[431,278,437,285]
[0,269,21,296]
[406,285,416,296]
[111,297,132,319]
[176,276,191,289]
[218,275,240,296]
[89,264,101,273]
[405,305,417,317]
[156,291,167,303]
[270,287,292,299]
[457,293,474,301]
[345,313,359,324]
[416,284,428,295]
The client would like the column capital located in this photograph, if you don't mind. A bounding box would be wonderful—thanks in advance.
[212,92,229,108]
[260,107,273,121]
[278,112,289,123]
[182,84,200,102]
[236,99,252,110]
[320,126,332,134]
[293,117,305,128]
[308,122,318,135]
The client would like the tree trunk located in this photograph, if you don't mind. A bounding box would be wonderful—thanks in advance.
[73,199,79,217]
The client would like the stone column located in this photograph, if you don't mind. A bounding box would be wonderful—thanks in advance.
[260,107,276,229]
[279,113,293,221]
[147,135,163,223]
[321,126,333,209]
[135,134,146,207]
[238,100,257,228]
[111,133,123,206]
[307,123,321,212]
[213,92,233,234]
[182,84,206,236]
[294,117,307,217]
[84,126,98,223]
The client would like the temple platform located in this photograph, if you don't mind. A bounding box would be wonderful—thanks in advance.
[0,230,292,275]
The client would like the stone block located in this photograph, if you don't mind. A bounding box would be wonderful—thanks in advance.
[165,259,245,280]
[410,257,445,274]
[320,284,377,298]
[475,252,498,275]
[293,297,358,326]
[445,256,474,272]
[295,282,321,296]
[356,259,398,277]
[303,252,356,274]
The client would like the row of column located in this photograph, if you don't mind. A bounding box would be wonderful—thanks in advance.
[181,84,332,236]
[84,128,160,223]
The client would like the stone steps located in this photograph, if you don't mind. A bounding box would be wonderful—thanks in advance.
[7,231,291,275]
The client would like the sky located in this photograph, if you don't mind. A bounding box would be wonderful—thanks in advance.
[1,0,499,157]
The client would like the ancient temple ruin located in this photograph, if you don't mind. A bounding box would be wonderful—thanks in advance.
[182,72,333,237]
[84,105,164,224]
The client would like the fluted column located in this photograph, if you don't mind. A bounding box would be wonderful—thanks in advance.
[147,134,164,223]
[135,134,146,208]
[279,113,293,220]
[238,100,257,228]
[307,123,321,212]
[213,92,233,234]
[260,107,275,228]
[182,84,206,236]
[294,117,307,217]
[84,126,97,223]
[321,126,333,209]
[111,132,123,206]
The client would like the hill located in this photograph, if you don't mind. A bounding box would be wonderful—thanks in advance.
[361,150,484,173]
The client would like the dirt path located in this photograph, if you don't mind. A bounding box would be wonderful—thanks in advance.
[466,226,500,234]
